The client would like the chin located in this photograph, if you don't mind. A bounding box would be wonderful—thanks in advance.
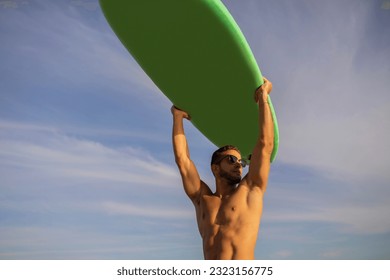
[219,170,241,185]
[230,175,241,185]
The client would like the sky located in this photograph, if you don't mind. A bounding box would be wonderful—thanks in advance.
[0,0,389,260]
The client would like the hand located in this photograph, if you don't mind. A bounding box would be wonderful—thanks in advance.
[254,77,272,103]
[171,105,191,120]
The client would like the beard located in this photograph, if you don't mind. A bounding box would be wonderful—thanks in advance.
[219,169,241,185]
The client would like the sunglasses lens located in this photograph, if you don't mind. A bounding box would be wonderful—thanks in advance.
[228,155,247,168]
[228,155,237,164]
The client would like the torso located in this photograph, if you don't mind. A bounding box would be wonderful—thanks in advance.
[194,178,264,260]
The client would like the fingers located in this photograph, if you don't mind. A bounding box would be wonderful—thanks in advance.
[254,90,260,103]
[254,77,272,103]
[254,90,266,103]
[171,105,191,120]
[260,77,272,94]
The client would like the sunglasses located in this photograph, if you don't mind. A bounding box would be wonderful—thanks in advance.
[215,155,248,168]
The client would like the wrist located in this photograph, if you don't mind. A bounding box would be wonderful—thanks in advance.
[255,91,269,103]
[258,101,269,106]
[173,113,183,120]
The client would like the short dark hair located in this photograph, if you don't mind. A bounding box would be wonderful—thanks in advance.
[211,145,241,165]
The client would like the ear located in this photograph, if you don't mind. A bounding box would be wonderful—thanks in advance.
[211,164,219,176]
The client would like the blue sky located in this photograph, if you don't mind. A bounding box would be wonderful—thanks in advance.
[0,0,389,260]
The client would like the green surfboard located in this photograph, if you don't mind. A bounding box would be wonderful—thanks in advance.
[100,0,279,161]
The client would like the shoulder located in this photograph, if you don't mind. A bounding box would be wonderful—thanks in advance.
[236,176,264,210]
[191,180,212,204]
[239,175,265,196]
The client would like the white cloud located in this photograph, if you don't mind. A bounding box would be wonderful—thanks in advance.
[1,0,165,106]
[265,198,390,235]
[318,249,346,258]
[0,120,171,144]
[225,0,390,239]
[279,101,390,182]
[2,0,389,260]
[70,0,98,11]
[0,1,17,8]
[263,177,390,236]
[227,0,390,183]
[0,120,199,259]
[271,250,293,259]
[0,120,179,189]
[382,0,390,10]
[101,201,192,219]
[0,0,28,9]
[0,225,191,259]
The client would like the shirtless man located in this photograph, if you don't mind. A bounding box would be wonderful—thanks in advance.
[171,77,274,260]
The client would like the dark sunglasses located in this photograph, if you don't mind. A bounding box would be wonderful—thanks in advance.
[215,155,248,168]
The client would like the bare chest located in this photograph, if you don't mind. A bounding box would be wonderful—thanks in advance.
[198,188,262,231]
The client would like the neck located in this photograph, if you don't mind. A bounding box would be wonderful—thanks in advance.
[214,178,236,197]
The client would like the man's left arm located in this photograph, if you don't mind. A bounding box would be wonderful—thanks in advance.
[246,77,274,193]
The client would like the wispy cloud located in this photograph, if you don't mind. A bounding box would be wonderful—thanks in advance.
[0,120,178,188]
[382,0,390,10]
[0,119,197,259]
[0,0,28,9]
[264,186,390,235]
[2,0,389,260]
[101,201,192,219]
[1,0,165,106]
[279,102,390,182]
[0,225,197,259]
[227,0,390,183]
[271,250,293,259]
[318,249,346,258]
[70,0,98,11]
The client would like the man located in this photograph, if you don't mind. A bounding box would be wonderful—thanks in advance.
[171,77,274,260]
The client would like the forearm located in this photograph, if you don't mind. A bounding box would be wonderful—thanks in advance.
[172,115,190,162]
[171,107,203,201]
[257,95,274,155]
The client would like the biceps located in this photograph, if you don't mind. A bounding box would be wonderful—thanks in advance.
[247,150,272,190]
[177,159,202,199]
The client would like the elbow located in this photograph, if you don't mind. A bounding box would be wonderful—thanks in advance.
[174,155,185,170]
[174,155,190,175]
[174,152,187,166]
[258,139,274,155]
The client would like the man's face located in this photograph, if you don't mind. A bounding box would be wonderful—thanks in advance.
[217,150,243,185]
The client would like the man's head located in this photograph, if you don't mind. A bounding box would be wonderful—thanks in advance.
[211,145,246,185]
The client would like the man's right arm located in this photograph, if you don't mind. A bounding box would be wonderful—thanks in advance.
[171,106,209,202]
[246,78,274,194]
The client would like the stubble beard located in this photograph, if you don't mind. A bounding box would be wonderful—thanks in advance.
[219,169,241,185]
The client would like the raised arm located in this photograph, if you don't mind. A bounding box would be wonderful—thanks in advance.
[246,77,274,193]
[171,106,210,202]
